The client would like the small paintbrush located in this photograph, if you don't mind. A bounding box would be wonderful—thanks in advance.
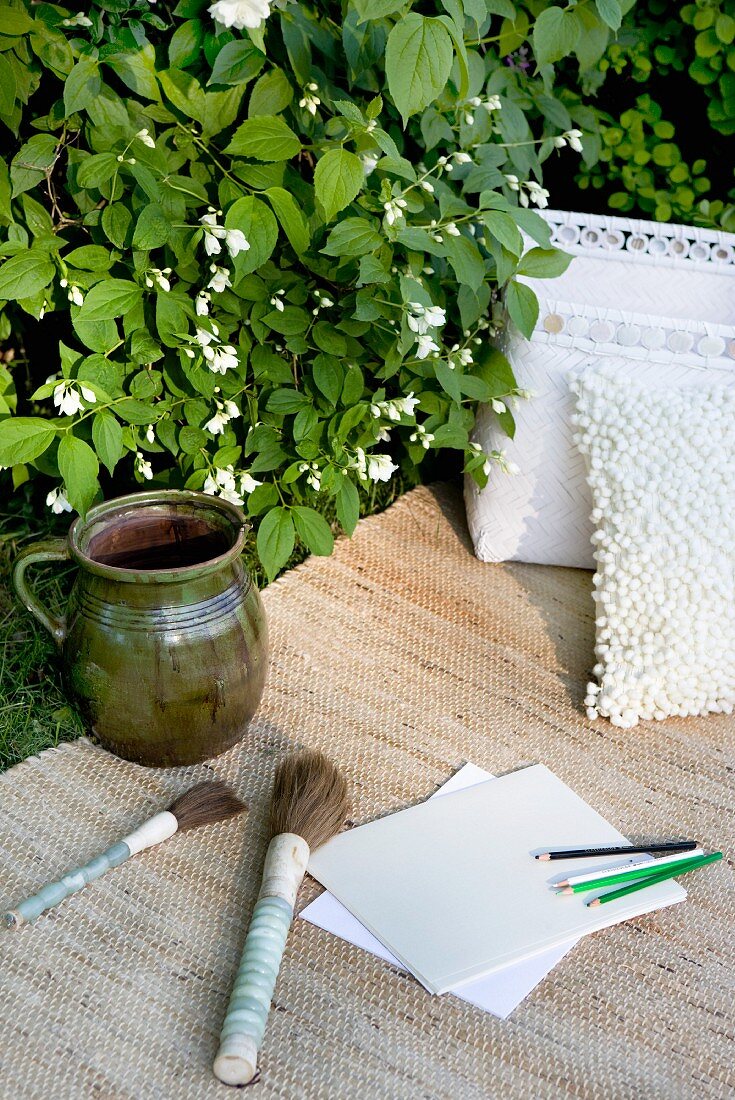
[213,750,349,1087]
[4,780,246,930]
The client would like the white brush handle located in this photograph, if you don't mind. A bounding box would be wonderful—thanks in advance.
[3,812,178,930]
[213,833,309,1087]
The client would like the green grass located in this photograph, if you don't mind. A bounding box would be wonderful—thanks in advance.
[0,476,406,773]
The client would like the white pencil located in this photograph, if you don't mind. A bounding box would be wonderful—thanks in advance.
[555,847,704,891]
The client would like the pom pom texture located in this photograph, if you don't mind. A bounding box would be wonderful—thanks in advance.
[571,363,735,728]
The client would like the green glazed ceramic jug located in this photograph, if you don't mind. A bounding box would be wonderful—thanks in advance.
[12,490,268,767]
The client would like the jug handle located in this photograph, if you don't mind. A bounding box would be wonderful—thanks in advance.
[12,539,70,646]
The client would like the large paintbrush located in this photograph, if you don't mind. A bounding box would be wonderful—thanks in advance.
[213,750,349,1087]
[4,780,246,930]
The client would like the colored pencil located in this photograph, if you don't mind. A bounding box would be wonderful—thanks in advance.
[556,847,705,888]
[561,850,707,894]
[536,840,698,862]
[587,852,723,907]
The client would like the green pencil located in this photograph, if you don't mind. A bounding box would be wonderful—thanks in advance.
[587,852,723,907]
[562,851,709,894]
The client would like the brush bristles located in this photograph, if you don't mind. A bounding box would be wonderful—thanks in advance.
[168,780,246,832]
[268,750,349,851]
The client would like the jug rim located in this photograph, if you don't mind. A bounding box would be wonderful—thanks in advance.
[67,490,251,583]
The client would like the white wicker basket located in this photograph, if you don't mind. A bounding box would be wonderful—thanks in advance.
[465,210,735,569]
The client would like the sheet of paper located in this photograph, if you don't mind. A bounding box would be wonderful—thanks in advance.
[308,764,687,995]
[300,763,575,1019]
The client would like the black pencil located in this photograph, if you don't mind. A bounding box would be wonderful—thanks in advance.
[535,840,698,862]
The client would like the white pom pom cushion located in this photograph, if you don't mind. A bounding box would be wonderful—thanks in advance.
[464,210,735,568]
[571,363,735,729]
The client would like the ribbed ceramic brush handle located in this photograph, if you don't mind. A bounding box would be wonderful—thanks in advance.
[4,842,131,928]
[3,811,177,929]
[213,833,309,1087]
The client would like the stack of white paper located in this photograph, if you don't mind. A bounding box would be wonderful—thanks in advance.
[302,764,686,1007]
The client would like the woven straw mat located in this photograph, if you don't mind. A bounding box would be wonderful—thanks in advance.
[0,483,733,1100]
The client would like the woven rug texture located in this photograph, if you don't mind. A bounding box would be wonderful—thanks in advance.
[0,483,733,1100]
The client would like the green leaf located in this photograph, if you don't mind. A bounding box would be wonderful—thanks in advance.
[10,134,57,197]
[266,388,310,414]
[249,68,293,117]
[354,0,407,21]
[0,249,54,301]
[434,361,462,404]
[256,506,295,580]
[505,280,539,338]
[77,152,119,190]
[336,477,360,536]
[292,506,334,556]
[169,19,204,69]
[595,0,622,31]
[57,434,99,517]
[101,203,131,250]
[63,58,101,117]
[516,247,573,278]
[64,245,113,272]
[445,235,486,291]
[0,418,55,466]
[313,354,343,405]
[385,14,454,126]
[132,204,171,250]
[225,115,301,160]
[76,279,143,322]
[92,411,123,476]
[226,195,279,275]
[482,211,523,255]
[209,41,265,86]
[264,187,310,254]
[321,216,383,257]
[512,208,553,247]
[532,7,581,65]
[0,5,35,32]
[314,148,364,222]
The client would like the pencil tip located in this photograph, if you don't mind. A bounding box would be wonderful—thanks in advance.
[537,853,550,862]
[588,898,600,908]
[562,886,573,895]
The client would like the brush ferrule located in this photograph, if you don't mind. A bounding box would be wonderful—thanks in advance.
[120,810,178,856]
[258,833,310,908]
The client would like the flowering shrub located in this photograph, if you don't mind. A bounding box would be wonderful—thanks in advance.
[0,0,622,577]
[575,0,735,229]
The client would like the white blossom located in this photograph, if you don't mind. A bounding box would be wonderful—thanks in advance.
[136,128,156,149]
[270,288,285,312]
[203,344,239,375]
[492,399,506,414]
[453,151,472,165]
[53,382,83,417]
[240,472,262,495]
[62,12,92,26]
[367,453,398,483]
[420,180,435,193]
[135,452,153,480]
[195,291,211,317]
[415,332,440,359]
[299,83,320,116]
[146,267,171,292]
[409,424,434,450]
[445,222,461,237]
[67,285,84,307]
[207,265,232,293]
[407,302,446,335]
[46,486,73,514]
[483,95,502,112]
[361,153,379,176]
[225,228,249,257]
[200,211,225,256]
[145,425,156,444]
[205,397,241,435]
[566,128,583,152]
[383,197,408,226]
[209,0,271,30]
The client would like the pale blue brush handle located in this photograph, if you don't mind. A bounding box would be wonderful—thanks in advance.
[214,895,293,1082]
[3,841,131,928]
